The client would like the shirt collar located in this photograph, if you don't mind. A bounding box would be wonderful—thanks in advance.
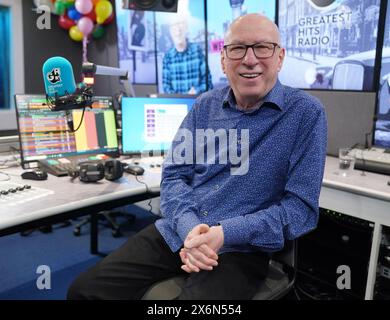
[222,79,285,112]
[171,41,192,57]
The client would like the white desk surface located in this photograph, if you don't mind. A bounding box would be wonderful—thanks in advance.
[2,155,390,231]
[323,156,390,203]
[0,165,162,231]
[320,156,390,227]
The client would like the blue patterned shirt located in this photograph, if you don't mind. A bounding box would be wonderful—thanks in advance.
[156,80,327,253]
[162,42,213,94]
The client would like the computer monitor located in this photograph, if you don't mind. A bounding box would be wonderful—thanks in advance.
[121,96,196,155]
[15,95,119,167]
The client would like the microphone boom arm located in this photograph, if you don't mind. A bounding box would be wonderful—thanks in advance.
[82,62,136,97]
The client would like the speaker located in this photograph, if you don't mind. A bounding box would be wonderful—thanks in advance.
[124,0,178,12]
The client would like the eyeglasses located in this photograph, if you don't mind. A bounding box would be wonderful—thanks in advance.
[223,42,280,60]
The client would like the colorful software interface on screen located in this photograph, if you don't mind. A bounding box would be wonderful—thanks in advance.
[121,97,196,154]
[15,95,119,162]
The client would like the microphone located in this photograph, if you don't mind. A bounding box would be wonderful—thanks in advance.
[82,62,135,97]
[82,62,128,78]
[42,56,93,112]
[43,56,76,97]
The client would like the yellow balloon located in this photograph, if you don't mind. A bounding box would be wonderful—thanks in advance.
[69,25,84,42]
[96,16,105,24]
[95,0,113,24]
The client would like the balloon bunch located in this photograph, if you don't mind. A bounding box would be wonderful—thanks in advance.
[34,0,114,42]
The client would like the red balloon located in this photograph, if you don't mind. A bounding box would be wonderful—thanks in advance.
[102,11,115,25]
[85,9,97,23]
[58,15,76,30]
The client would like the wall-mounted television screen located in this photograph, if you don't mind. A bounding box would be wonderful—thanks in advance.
[155,0,209,95]
[278,0,381,91]
[116,1,157,84]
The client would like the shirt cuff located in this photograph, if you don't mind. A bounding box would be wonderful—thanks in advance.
[176,213,202,241]
[218,216,250,246]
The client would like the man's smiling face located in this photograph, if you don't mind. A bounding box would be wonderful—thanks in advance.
[221,14,285,108]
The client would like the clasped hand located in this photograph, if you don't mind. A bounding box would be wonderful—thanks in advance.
[179,224,224,273]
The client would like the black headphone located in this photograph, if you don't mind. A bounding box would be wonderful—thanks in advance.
[69,160,123,182]
[104,159,124,181]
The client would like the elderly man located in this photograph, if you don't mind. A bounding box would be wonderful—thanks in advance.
[68,13,327,300]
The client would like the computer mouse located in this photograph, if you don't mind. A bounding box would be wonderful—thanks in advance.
[21,170,48,181]
[125,164,145,176]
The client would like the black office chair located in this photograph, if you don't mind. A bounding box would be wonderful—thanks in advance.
[141,240,297,300]
[73,210,135,238]
[20,221,72,236]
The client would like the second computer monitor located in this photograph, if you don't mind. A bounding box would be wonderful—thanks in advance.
[121,96,196,155]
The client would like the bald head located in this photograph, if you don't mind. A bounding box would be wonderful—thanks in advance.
[220,13,285,109]
[224,14,281,45]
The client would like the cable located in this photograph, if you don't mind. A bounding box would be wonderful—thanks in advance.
[0,159,16,169]
[0,147,21,169]
[134,175,160,218]
[46,94,87,133]
[72,107,86,132]
[0,154,20,169]
[0,171,11,181]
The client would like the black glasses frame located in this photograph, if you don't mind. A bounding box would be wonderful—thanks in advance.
[223,42,280,60]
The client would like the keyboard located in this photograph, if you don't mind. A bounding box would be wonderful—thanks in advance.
[38,154,112,177]
[351,148,390,175]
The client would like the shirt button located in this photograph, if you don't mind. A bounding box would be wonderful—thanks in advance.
[237,139,241,144]
[214,185,219,190]
[202,211,208,216]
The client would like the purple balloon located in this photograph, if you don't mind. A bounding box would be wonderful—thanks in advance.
[77,17,94,36]
[75,0,93,15]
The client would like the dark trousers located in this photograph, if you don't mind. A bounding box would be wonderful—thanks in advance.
[67,224,269,300]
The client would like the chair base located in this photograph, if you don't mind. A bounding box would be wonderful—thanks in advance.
[20,221,71,236]
[73,211,136,238]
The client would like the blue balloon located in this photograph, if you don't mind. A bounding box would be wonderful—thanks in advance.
[67,7,82,21]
